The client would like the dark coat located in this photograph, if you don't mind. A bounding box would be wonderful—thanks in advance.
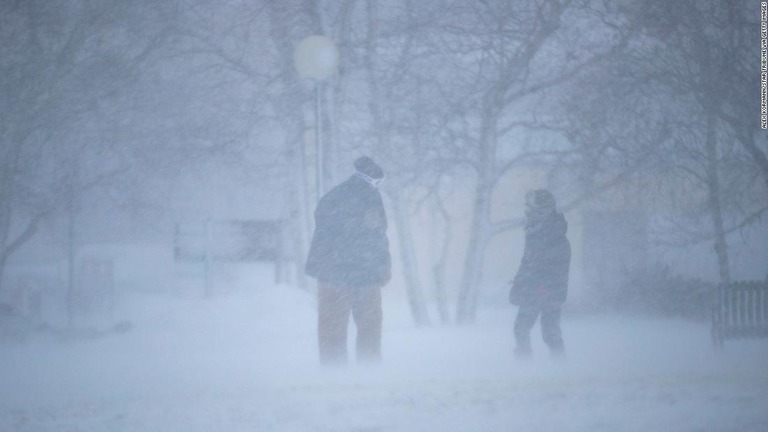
[510,211,571,306]
[305,175,391,288]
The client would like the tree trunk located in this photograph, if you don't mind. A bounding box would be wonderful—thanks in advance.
[0,171,11,297]
[705,115,731,285]
[455,182,492,324]
[456,101,497,324]
[391,196,431,326]
[430,198,452,324]
[433,263,451,324]
[0,137,22,297]
[66,181,77,326]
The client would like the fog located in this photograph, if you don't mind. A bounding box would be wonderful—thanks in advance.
[2,0,768,431]
[1,270,767,430]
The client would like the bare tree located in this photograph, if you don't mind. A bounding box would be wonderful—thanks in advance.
[0,0,170,297]
[561,0,765,287]
[427,0,632,322]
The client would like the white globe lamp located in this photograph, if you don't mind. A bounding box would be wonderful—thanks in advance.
[294,35,339,80]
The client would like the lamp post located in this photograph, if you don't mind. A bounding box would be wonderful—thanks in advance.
[293,35,339,201]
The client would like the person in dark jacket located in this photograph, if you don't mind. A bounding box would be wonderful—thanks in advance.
[305,156,391,364]
[509,189,571,358]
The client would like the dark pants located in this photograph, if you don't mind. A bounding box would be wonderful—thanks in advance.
[514,302,564,356]
[318,282,382,364]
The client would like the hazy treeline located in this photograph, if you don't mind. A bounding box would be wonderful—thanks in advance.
[0,0,764,324]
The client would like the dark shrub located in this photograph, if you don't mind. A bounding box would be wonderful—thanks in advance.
[614,263,715,321]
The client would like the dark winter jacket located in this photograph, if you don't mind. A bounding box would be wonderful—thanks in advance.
[510,211,571,306]
[305,175,391,288]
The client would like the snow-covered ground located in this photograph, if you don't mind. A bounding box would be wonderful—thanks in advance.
[1,281,767,432]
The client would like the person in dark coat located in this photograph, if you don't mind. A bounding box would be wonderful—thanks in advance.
[305,156,391,364]
[509,189,571,358]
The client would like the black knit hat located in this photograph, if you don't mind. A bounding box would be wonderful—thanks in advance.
[525,189,556,210]
[354,156,384,179]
